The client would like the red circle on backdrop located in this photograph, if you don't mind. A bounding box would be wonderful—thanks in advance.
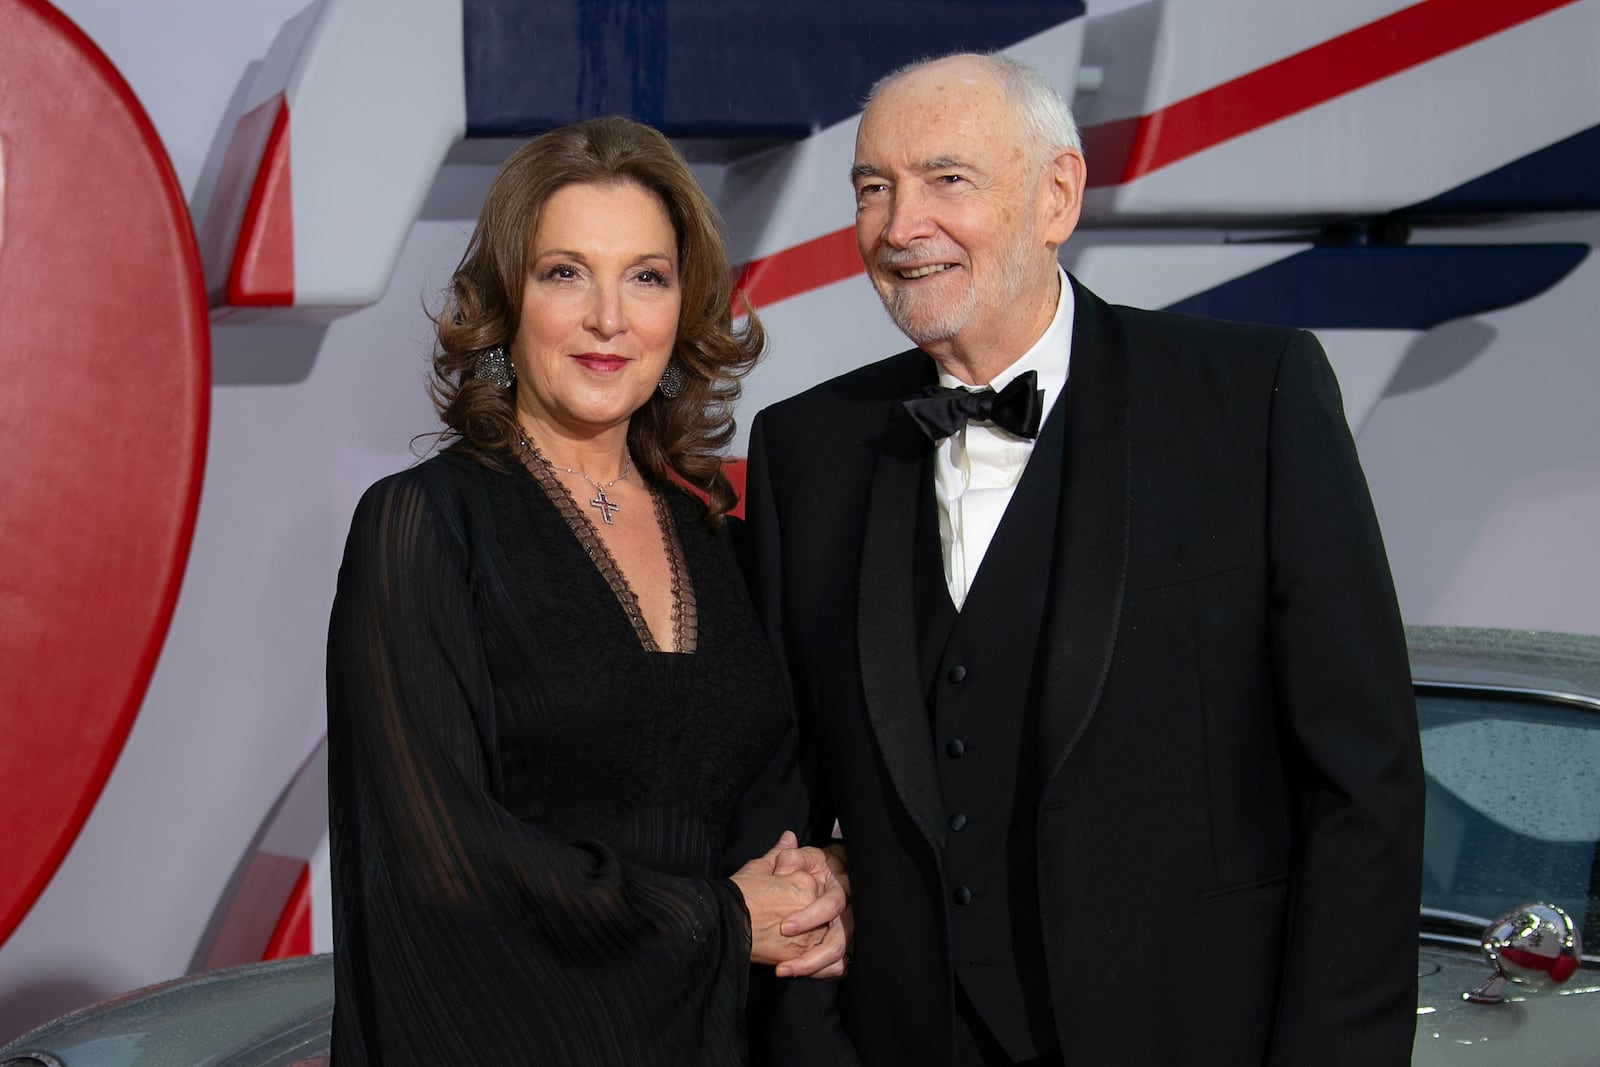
[0,0,209,947]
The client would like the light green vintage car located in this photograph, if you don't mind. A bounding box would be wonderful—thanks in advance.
[4,627,1596,1066]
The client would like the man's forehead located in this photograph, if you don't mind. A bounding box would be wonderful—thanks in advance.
[886,54,993,94]
[855,90,1018,170]
[862,65,1008,129]
[871,69,1002,120]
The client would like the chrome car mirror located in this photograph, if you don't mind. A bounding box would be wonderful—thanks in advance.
[1463,902,1583,1004]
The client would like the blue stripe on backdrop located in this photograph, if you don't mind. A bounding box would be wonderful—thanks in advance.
[462,0,1085,139]
[1407,125,1600,215]
[1164,245,1590,330]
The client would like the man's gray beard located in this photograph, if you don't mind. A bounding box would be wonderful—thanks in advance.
[885,279,976,346]
[880,230,1038,349]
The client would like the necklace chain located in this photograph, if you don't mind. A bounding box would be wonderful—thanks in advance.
[517,429,632,525]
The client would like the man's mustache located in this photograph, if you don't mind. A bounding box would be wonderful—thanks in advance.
[876,245,963,272]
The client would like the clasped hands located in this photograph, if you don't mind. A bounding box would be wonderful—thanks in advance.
[730,831,851,979]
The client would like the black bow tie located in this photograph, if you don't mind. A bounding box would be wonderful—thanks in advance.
[901,370,1044,442]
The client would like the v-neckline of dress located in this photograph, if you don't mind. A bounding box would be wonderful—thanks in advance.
[514,434,698,655]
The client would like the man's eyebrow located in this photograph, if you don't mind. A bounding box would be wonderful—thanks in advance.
[849,157,976,182]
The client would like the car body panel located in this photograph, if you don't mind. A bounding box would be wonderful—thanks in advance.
[0,955,330,1067]
[1416,945,1600,1065]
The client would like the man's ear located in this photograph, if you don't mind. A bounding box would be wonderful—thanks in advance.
[1041,148,1086,246]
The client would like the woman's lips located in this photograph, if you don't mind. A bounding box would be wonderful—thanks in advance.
[571,353,629,372]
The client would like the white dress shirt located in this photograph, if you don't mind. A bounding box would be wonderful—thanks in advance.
[933,267,1074,610]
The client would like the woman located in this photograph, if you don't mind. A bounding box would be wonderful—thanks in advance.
[326,117,844,1066]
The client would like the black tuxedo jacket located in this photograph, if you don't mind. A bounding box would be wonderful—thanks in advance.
[743,277,1424,1066]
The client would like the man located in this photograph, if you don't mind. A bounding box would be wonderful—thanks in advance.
[744,53,1424,1066]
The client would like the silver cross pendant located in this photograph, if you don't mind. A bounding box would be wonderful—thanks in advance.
[589,488,621,525]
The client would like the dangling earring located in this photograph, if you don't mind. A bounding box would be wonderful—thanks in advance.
[473,345,514,389]
[657,358,685,398]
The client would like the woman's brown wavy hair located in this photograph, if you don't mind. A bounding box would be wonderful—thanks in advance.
[429,116,765,526]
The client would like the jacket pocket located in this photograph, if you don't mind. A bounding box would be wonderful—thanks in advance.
[1126,537,1250,592]
[1198,872,1288,903]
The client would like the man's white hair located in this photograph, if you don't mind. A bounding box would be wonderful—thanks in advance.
[864,51,1083,163]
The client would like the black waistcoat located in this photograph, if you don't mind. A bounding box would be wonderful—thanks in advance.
[914,400,1066,1062]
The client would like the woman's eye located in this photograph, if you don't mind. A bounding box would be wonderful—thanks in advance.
[635,268,670,287]
[541,264,578,281]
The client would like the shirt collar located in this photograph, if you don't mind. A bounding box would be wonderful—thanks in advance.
[936,265,1074,418]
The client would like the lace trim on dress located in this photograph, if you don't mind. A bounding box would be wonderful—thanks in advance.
[514,433,698,654]
[654,488,697,653]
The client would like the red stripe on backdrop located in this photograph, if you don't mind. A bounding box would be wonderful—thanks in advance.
[1083,0,1580,187]
[227,96,295,305]
[263,864,313,960]
[723,459,748,520]
[674,460,747,519]
[731,225,859,313]
[200,850,307,968]
[728,0,1578,309]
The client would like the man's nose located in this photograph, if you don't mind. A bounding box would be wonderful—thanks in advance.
[882,188,935,248]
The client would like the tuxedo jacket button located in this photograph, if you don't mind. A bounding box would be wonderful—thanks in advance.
[953,886,972,906]
[946,738,965,758]
[947,664,968,684]
[948,812,967,831]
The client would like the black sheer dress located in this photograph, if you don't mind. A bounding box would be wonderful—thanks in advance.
[326,448,792,1065]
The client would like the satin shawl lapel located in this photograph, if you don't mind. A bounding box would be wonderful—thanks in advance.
[1038,278,1133,788]
[857,397,946,856]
